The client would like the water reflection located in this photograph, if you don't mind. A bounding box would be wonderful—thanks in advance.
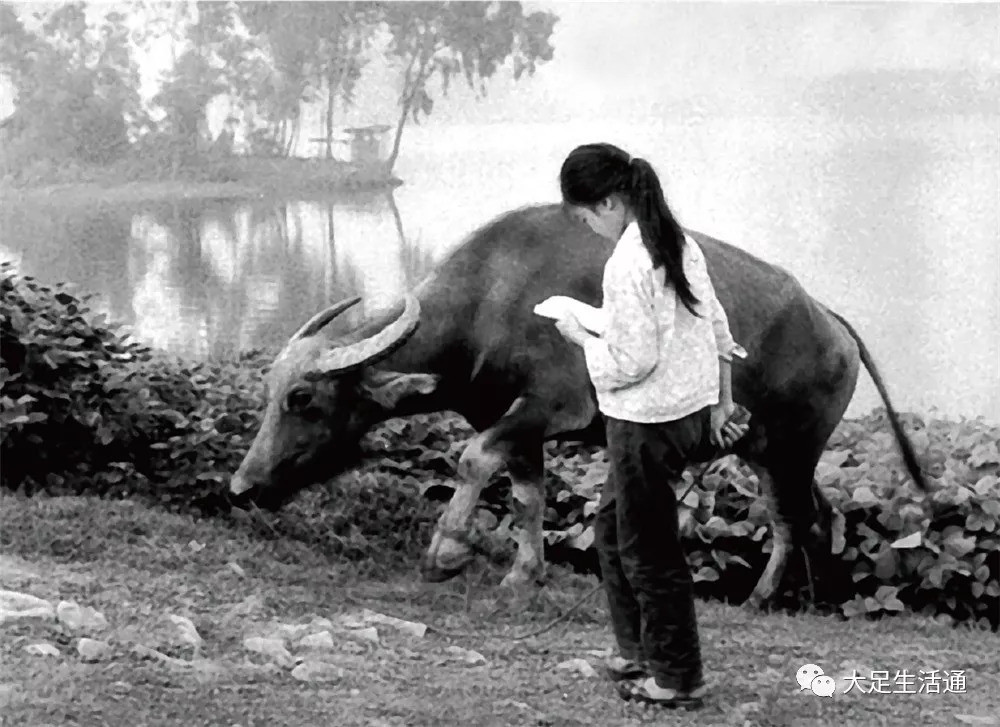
[1,114,996,421]
[2,191,440,361]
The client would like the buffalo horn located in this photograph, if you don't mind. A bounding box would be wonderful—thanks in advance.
[316,294,421,375]
[288,296,362,342]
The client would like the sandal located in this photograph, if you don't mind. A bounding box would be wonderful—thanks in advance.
[616,677,706,710]
[603,657,647,682]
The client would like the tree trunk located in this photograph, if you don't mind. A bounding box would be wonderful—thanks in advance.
[385,46,428,175]
[324,69,336,160]
[285,110,299,158]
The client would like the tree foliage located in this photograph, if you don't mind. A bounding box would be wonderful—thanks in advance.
[0,2,141,173]
[0,1,558,177]
[381,1,558,171]
[238,1,382,158]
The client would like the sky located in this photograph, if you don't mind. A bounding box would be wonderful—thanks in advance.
[361,0,1000,126]
[2,1,998,129]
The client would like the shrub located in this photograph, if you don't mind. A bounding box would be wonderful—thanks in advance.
[0,262,261,501]
[2,264,997,628]
[355,408,1000,629]
[0,264,438,564]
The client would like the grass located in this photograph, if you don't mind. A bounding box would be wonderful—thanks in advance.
[1,493,998,727]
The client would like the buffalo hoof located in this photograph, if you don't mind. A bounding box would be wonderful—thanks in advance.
[742,592,772,611]
[421,532,473,583]
[499,567,546,593]
[421,563,466,583]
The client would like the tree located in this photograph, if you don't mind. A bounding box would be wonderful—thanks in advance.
[381,1,557,172]
[238,2,381,159]
[152,48,225,160]
[0,2,140,169]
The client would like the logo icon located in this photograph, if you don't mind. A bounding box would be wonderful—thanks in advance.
[796,663,835,698]
[811,675,836,697]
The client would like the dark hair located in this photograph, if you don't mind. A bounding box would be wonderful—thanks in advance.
[559,142,700,316]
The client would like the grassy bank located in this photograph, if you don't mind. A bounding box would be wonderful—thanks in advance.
[0,156,401,207]
[2,494,998,727]
[2,264,999,630]
[3,246,999,725]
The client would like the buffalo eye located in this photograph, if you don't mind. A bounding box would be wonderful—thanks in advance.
[285,387,325,423]
[285,387,313,412]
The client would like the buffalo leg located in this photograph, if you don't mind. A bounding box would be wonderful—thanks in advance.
[422,396,547,585]
[746,453,837,608]
[421,432,504,582]
[500,442,547,589]
[745,463,792,609]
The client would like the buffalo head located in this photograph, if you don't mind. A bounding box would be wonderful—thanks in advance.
[228,293,437,510]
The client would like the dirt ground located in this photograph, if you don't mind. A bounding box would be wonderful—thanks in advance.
[1,496,997,727]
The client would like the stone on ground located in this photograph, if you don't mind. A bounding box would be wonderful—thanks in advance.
[77,638,111,662]
[56,600,108,633]
[0,590,55,624]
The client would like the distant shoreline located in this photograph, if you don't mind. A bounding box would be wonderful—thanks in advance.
[0,157,403,207]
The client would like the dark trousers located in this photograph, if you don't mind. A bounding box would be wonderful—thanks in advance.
[595,407,717,692]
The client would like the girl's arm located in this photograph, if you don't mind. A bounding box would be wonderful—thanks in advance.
[688,240,745,364]
[718,358,734,407]
[582,262,668,392]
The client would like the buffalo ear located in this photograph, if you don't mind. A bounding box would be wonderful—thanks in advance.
[361,370,439,410]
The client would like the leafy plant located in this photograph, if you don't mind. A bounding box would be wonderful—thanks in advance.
[2,264,996,629]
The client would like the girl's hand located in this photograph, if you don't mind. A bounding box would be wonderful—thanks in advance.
[709,400,748,449]
[555,314,591,347]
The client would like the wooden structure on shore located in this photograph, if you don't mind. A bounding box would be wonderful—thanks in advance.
[309,124,391,166]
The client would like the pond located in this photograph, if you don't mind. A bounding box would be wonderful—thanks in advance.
[2,116,997,422]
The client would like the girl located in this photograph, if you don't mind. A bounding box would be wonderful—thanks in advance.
[553,142,748,709]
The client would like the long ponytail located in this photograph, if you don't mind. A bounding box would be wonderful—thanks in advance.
[628,158,701,317]
[560,143,701,317]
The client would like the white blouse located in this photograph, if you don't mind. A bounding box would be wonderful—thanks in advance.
[582,223,744,423]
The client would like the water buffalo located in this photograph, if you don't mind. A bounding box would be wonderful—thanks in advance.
[229,203,928,606]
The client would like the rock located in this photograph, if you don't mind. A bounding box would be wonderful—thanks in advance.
[224,595,264,620]
[167,614,203,649]
[24,642,61,657]
[187,540,205,552]
[132,645,225,678]
[243,636,296,668]
[134,644,195,670]
[307,617,334,631]
[359,609,427,638]
[290,659,345,683]
[0,556,42,582]
[297,630,335,650]
[271,622,311,641]
[334,639,368,656]
[56,601,107,634]
[77,638,110,662]
[555,658,598,678]
[346,626,380,645]
[227,561,245,577]
[0,590,55,624]
[332,612,368,630]
[444,645,486,665]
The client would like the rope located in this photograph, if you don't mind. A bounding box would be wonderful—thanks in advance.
[242,474,707,644]
[341,579,607,642]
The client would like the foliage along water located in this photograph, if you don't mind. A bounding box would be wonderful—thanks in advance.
[0,115,997,422]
